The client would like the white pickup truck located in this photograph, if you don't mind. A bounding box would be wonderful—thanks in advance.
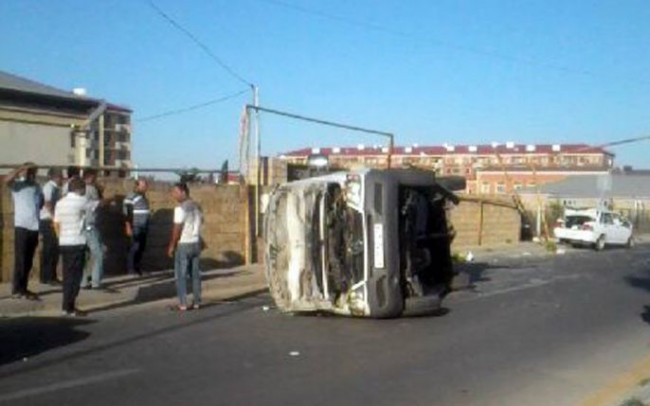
[553,208,634,250]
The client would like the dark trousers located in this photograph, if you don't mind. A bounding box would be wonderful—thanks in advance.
[39,219,60,283]
[61,245,86,312]
[13,227,39,295]
[128,226,148,274]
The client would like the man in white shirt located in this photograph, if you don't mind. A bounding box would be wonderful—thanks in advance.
[167,182,202,311]
[54,178,89,316]
[39,168,63,285]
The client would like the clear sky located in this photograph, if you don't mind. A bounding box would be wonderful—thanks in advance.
[2,0,649,170]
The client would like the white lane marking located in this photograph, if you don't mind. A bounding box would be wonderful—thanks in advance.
[0,368,140,403]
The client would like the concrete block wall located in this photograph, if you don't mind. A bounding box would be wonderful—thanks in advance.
[267,158,288,186]
[1,180,252,283]
[97,181,251,276]
[450,195,521,249]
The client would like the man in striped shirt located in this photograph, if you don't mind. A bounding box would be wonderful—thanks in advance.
[123,179,150,275]
[82,169,104,289]
[54,178,90,316]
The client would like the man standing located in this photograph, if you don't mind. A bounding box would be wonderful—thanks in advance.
[124,179,150,275]
[62,165,81,196]
[4,162,43,299]
[82,169,104,289]
[167,182,202,311]
[54,178,89,316]
[39,168,63,285]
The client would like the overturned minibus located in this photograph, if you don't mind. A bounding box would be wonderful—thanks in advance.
[263,168,464,318]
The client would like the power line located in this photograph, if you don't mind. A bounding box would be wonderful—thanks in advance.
[145,0,253,87]
[589,135,650,150]
[257,0,593,77]
[137,89,249,122]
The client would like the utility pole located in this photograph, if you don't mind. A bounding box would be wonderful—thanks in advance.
[252,85,261,237]
[244,102,395,241]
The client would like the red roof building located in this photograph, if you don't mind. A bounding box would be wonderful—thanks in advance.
[279,143,614,194]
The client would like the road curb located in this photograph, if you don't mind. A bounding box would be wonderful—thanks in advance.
[0,283,269,318]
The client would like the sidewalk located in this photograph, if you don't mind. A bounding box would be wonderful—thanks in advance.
[454,240,554,261]
[0,264,267,318]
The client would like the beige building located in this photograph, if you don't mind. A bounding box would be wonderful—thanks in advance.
[280,143,614,193]
[0,70,132,175]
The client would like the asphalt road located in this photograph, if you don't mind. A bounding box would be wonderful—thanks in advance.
[1,244,650,406]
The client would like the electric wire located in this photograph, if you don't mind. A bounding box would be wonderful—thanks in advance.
[145,0,253,87]
[137,89,249,123]
[584,135,650,151]
[257,0,592,76]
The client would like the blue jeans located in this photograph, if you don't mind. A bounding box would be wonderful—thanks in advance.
[174,242,201,306]
[84,228,104,287]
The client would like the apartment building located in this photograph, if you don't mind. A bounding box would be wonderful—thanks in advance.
[0,70,132,175]
[280,142,614,194]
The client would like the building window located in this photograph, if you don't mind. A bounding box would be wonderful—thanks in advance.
[528,182,536,189]
[480,182,490,194]
[495,182,505,194]
[513,182,523,191]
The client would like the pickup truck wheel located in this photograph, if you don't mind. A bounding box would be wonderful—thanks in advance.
[626,237,635,249]
[594,235,605,251]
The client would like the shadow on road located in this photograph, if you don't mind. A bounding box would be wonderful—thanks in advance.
[642,306,650,325]
[0,317,95,366]
[0,294,268,380]
[453,261,516,290]
[622,255,650,326]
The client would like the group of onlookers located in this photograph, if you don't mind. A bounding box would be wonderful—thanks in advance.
[5,163,203,316]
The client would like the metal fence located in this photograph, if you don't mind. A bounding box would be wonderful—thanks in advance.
[619,208,650,234]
